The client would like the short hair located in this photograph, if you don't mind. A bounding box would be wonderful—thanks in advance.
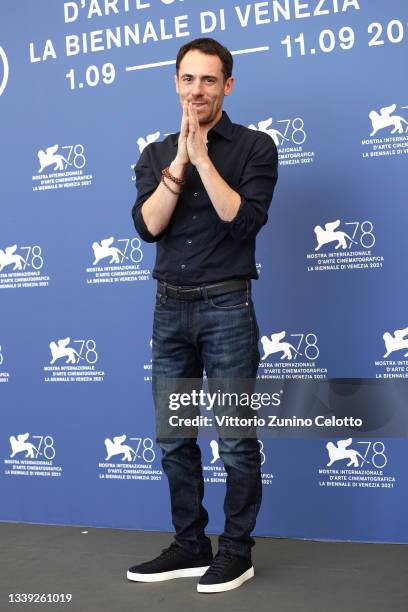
[176,37,233,82]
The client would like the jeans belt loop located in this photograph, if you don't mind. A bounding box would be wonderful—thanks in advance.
[201,285,209,303]
[161,281,168,303]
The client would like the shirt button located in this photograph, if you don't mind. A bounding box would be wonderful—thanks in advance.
[181,264,186,269]
[193,193,198,197]
[187,240,192,244]
[192,215,197,220]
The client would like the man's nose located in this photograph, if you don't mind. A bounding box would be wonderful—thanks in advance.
[191,79,204,97]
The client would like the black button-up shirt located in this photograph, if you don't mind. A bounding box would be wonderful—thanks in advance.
[132,110,278,286]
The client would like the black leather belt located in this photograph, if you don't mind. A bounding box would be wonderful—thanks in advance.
[157,278,249,300]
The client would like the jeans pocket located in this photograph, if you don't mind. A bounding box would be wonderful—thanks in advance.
[209,289,249,310]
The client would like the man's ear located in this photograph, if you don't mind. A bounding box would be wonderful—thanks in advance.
[174,73,179,94]
[224,76,235,97]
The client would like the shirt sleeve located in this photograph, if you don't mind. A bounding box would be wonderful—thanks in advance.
[219,133,278,241]
[131,145,166,243]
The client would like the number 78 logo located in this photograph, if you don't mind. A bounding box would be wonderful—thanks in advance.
[249,117,306,146]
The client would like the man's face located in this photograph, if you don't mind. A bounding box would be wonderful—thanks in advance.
[175,50,234,125]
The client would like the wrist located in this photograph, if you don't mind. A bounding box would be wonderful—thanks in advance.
[170,158,188,177]
[195,156,212,173]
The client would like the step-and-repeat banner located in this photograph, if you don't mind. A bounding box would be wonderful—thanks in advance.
[1,1,407,543]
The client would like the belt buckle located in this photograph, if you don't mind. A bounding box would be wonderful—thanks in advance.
[176,285,188,299]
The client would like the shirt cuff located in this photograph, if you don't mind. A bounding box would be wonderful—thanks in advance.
[134,203,165,243]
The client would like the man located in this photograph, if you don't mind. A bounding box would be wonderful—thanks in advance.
[128,37,278,593]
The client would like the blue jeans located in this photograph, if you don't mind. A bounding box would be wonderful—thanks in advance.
[152,280,262,559]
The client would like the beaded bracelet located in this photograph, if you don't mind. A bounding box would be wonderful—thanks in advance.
[161,166,186,185]
[161,174,181,195]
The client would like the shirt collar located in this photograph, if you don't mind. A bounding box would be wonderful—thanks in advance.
[172,109,233,145]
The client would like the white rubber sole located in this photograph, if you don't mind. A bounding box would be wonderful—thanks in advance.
[197,566,254,593]
[127,565,210,582]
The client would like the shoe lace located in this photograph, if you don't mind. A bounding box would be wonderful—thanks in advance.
[205,551,234,576]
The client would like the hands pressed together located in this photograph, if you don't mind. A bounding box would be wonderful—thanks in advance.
[176,100,209,168]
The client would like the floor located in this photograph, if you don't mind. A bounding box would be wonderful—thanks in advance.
[1,523,407,612]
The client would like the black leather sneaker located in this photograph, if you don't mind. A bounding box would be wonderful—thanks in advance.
[197,551,254,593]
[127,542,213,582]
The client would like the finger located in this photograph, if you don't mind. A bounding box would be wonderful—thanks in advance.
[192,108,201,135]
[181,100,189,135]
[188,102,197,132]
[192,102,200,123]
[188,102,198,125]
